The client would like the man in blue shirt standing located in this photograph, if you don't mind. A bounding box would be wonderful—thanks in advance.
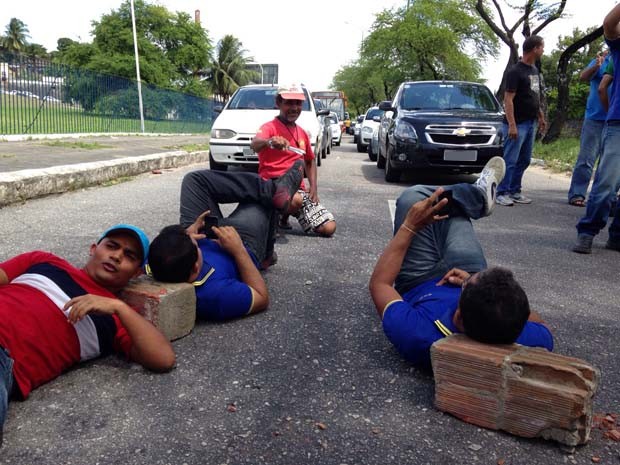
[369,157,553,368]
[568,50,611,207]
[573,4,620,254]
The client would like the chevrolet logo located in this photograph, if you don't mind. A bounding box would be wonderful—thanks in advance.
[453,127,471,137]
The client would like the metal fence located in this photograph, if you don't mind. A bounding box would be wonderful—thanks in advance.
[0,52,215,136]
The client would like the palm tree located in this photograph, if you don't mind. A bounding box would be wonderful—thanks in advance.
[209,35,259,102]
[1,18,31,53]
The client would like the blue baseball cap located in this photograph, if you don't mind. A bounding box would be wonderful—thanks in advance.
[98,224,150,265]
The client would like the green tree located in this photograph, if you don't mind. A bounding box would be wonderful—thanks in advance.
[475,0,567,99]
[1,18,30,53]
[23,43,48,59]
[208,34,259,102]
[332,0,498,111]
[55,0,212,92]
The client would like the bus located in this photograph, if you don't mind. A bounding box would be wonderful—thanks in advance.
[311,90,349,125]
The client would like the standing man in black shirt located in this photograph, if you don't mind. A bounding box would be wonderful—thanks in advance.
[496,35,547,206]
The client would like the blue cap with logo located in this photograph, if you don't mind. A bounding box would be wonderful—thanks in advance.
[98,224,150,265]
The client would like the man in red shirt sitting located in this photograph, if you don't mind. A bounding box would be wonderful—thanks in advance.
[0,225,176,447]
[251,84,336,237]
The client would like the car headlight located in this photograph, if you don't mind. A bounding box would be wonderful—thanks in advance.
[211,129,236,139]
[362,126,373,134]
[394,120,417,142]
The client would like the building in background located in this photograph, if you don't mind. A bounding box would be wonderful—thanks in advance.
[247,63,278,85]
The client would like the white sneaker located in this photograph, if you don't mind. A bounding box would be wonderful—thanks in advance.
[510,193,532,204]
[475,156,506,215]
[496,194,514,206]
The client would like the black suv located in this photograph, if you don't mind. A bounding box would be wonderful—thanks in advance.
[377,81,504,182]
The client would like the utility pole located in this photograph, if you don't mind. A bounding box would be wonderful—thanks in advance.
[130,0,145,133]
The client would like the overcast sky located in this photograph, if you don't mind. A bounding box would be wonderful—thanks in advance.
[1,0,616,92]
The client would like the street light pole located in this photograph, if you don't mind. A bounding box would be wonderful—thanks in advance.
[130,0,145,133]
[251,62,264,84]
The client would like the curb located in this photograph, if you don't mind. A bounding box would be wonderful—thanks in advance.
[0,150,209,207]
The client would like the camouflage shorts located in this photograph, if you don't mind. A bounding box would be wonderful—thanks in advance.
[294,190,335,233]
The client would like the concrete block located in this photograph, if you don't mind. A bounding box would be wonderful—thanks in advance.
[430,334,600,446]
[119,275,196,341]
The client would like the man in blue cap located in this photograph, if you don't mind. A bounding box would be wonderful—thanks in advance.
[0,225,176,447]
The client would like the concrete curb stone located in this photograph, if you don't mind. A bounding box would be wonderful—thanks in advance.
[0,150,209,207]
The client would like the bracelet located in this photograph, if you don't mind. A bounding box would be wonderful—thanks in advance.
[401,223,416,234]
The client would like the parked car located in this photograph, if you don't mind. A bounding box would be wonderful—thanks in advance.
[328,112,342,146]
[315,100,331,164]
[357,106,384,153]
[377,80,505,182]
[317,113,332,161]
[209,84,329,170]
[353,115,363,144]
[368,126,379,161]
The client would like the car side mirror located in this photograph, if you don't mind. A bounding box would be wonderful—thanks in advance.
[378,100,395,112]
[316,109,330,116]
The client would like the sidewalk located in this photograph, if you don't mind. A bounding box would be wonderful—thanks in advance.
[0,134,211,206]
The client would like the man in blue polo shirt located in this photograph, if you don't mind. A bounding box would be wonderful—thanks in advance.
[573,3,620,254]
[369,157,553,369]
[567,50,610,207]
[148,161,304,320]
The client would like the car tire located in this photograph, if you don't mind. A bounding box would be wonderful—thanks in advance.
[384,149,401,182]
[356,142,366,153]
[335,140,340,146]
[377,147,386,169]
[368,143,377,162]
[209,151,228,171]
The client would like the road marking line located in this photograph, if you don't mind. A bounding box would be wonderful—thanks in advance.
[388,199,396,232]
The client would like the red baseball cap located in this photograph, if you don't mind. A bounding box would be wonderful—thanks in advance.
[277,84,306,100]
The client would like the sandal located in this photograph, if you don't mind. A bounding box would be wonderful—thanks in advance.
[569,198,586,207]
[278,217,293,230]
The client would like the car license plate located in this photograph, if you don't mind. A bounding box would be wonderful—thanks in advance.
[444,149,477,161]
[243,147,255,157]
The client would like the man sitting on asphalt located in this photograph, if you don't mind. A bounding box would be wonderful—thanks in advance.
[251,84,336,237]
[147,161,304,321]
[369,157,554,368]
[0,225,176,447]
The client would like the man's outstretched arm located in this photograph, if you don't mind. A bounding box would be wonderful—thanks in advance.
[369,188,448,318]
[65,294,176,372]
[604,4,620,40]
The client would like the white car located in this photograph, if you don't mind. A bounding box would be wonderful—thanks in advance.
[328,112,342,146]
[209,84,326,170]
[357,106,384,153]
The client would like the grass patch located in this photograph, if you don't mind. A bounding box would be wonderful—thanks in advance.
[0,153,16,158]
[101,176,134,187]
[41,141,113,150]
[1,94,212,135]
[534,137,579,173]
[162,143,210,152]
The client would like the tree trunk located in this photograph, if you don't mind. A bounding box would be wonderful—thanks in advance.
[542,26,604,143]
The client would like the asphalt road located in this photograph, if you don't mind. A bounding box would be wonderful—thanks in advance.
[0,136,617,465]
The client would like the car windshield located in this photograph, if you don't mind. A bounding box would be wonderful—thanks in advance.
[400,83,499,112]
[227,87,311,111]
[365,108,383,120]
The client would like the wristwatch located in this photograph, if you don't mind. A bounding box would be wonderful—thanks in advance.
[268,139,274,149]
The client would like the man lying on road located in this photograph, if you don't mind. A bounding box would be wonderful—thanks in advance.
[0,225,176,447]
[369,157,554,368]
[147,161,304,321]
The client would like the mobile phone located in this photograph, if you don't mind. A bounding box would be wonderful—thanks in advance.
[201,216,219,238]
[436,191,453,217]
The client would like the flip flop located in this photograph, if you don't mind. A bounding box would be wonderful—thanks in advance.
[569,198,586,207]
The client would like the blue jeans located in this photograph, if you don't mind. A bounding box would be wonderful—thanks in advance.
[497,120,537,196]
[568,119,605,202]
[179,169,277,262]
[577,122,620,240]
[394,184,488,294]
[0,347,14,435]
